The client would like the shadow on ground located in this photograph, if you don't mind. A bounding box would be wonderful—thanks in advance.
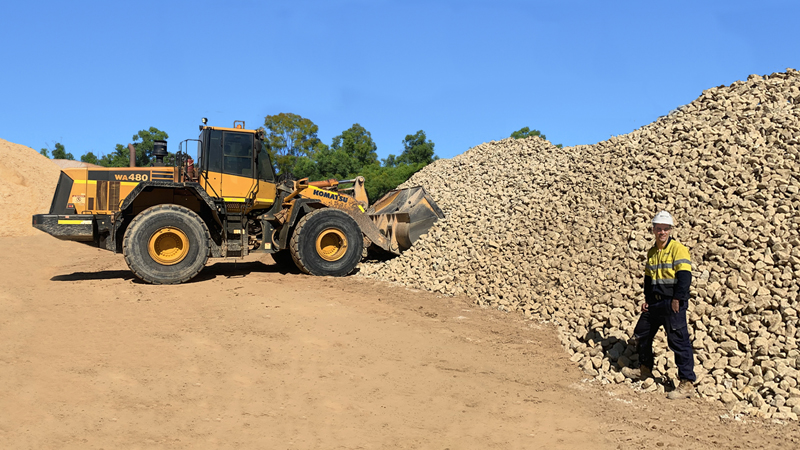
[582,327,680,392]
[50,260,304,283]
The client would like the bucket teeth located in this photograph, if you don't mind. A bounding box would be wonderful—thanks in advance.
[367,187,444,251]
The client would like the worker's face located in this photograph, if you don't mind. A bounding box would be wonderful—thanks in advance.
[652,224,672,246]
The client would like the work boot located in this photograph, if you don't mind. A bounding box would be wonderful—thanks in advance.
[621,365,652,381]
[667,380,694,400]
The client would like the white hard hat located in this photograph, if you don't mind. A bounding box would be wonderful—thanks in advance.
[652,211,674,226]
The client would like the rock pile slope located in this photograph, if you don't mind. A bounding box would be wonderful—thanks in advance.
[360,69,800,419]
[0,138,61,237]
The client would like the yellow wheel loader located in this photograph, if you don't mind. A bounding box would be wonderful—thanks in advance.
[32,120,444,284]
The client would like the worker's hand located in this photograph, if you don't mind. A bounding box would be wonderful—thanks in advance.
[671,299,679,313]
[641,302,649,312]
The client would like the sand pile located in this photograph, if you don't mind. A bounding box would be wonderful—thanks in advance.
[360,69,800,419]
[0,138,61,237]
[51,159,101,169]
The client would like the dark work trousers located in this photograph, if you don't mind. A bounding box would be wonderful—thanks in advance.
[633,298,696,382]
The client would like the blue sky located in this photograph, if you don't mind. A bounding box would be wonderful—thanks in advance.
[1,0,797,162]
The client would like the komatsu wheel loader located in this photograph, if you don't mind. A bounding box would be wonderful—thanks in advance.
[32,119,444,284]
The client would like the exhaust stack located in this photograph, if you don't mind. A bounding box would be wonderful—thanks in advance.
[153,140,167,167]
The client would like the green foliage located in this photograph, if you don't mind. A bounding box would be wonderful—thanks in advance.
[330,123,379,171]
[298,123,379,182]
[307,144,358,180]
[291,155,319,180]
[510,126,562,148]
[98,148,129,167]
[262,113,322,175]
[381,154,397,168]
[80,152,99,165]
[46,142,74,160]
[511,127,545,140]
[294,125,436,202]
[99,127,169,167]
[397,130,436,166]
[358,162,427,202]
[40,148,49,158]
[256,114,439,203]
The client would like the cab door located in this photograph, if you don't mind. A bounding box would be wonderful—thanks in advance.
[199,129,255,201]
[253,144,277,210]
[199,129,224,198]
[219,131,256,202]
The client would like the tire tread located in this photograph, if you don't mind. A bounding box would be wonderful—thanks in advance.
[289,208,362,276]
[122,204,211,284]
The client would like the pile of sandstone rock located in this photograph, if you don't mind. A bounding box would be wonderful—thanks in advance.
[360,69,800,420]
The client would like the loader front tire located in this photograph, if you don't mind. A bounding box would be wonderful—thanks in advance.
[123,204,210,284]
[290,209,363,276]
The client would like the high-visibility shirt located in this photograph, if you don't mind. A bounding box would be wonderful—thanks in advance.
[644,237,692,303]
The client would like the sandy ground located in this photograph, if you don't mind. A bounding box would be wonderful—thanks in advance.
[1,234,799,449]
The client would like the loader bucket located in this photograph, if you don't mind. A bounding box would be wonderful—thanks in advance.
[367,186,445,252]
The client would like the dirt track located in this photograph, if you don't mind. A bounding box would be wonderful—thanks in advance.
[1,234,799,449]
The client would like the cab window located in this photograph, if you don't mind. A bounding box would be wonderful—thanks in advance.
[256,142,275,182]
[203,130,223,173]
[222,132,253,177]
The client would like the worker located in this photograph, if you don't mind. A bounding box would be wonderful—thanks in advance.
[623,210,696,399]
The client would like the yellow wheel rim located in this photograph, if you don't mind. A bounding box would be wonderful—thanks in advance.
[148,227,189,265]
[315,228,348,262]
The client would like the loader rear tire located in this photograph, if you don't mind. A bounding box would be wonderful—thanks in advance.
[290,209,363,276]
[123,204,210,284]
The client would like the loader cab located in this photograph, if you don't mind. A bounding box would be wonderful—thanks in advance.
[196,123,277,209]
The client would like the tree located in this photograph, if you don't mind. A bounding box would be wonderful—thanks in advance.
[511,127,546,140]
[312,143,360,180]
[354,130,437,202]
[40,148,49,158]
[292,154,319,180]
[330,123,378,171]
[99,148,129,167]
[510,127,563,148]
[397,130,436,165]
[307,123,379,180]
[81,152,99,165]
[381,154,397,168]
[100,127,169,167]
[50,143,74,160]
[261,118,435,203]
[358,163,426,203]
[262,113,322,175]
